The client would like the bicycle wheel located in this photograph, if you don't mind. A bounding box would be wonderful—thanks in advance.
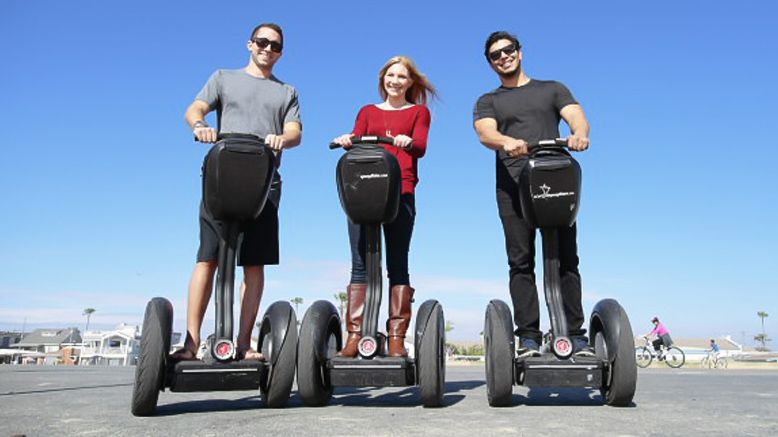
[635,346,653,368]
[715,357,728,369]
[664,346,685,368]
[700,356,710,368]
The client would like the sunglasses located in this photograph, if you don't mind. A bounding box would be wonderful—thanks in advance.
[252,37,283,53]
[489,43,519,61]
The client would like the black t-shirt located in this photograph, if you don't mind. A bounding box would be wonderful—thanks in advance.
[473,79,577,188]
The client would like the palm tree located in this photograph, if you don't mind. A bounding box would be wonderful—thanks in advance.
[754,333,771,351]
[290,297,304,316]
[758,311,769,335]
[445,320,454,333]
[334,291,348,320]
[82,308,96,332]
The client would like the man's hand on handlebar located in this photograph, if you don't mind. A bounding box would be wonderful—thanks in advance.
[567,134,590,151]
[502,138,529,158]
[194,126,218,143]
[265,134,286,151]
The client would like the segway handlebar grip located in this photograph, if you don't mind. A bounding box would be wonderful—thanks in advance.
[329,135,399,150]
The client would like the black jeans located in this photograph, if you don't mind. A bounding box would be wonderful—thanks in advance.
[496,187,585,342]
[348,194,415,287]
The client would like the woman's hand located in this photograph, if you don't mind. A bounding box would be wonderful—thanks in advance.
[332,134,353,149]
[393,134,413,150]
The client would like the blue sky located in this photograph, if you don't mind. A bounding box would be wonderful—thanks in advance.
[1,1,776,346]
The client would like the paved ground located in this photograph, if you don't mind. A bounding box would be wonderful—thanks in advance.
[1,364,777,436]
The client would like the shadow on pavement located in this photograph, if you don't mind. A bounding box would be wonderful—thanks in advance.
[154,395,268,416]
[321,380,484,408]
[509,387,622,406]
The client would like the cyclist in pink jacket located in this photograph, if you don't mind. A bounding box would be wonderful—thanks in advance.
[645,316,673,359]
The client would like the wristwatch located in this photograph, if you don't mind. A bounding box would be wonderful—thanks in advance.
[193,120,208,129]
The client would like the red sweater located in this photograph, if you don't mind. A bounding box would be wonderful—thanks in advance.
[351,104,431,194]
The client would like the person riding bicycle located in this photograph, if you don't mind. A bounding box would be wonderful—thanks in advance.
[644,317,673,360]
[708,338,721,360]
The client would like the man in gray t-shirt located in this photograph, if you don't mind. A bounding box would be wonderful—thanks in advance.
[173,23,302,362]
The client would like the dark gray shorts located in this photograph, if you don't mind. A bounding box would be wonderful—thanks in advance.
[196,180,281,266]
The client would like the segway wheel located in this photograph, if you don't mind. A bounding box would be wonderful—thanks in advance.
[131,297,173,416]
[297,300,341,407]
[635,346,653,368]
[590,299,637,407]
[416,300,445,407]
[484,300,514,407]
[258,301,299,408]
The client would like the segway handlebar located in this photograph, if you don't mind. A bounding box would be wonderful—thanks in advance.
[217,133,265,143]
[526,138,569,151]
[329,135,398,150]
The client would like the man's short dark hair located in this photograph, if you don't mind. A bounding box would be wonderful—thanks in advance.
[484,31,521,62]
[251,23,284,45]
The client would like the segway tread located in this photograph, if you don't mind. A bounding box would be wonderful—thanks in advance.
[169,360,265,392]
[327,356,415,386]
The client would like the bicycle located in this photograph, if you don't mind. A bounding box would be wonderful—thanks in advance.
[635,337,685,368]
[700,352,728,369]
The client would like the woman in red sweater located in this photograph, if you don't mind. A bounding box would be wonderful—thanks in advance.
[332,55,436,357]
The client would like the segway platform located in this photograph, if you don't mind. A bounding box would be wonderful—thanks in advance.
[168,360,266,392]
[327,356,415,387]
[516,354,604,387]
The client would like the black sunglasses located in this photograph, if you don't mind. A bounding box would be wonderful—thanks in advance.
[252,37,283,53]
[489,43,519,61]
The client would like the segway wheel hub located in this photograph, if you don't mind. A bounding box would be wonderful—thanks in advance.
[214,340,235,361]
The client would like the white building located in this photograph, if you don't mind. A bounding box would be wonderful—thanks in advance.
[79,323,141,366]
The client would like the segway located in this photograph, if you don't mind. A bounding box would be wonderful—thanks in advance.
[296,136,445,407]
[131,134,298,416]
[483,138,636,407]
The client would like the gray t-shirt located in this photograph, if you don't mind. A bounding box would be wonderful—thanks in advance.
[196,68,301,168]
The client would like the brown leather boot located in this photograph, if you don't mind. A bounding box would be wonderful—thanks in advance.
[337,284,367,357]
[387,285,415,357]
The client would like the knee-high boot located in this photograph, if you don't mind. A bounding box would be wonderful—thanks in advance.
[387,285,415,357]
[337,284,367,357]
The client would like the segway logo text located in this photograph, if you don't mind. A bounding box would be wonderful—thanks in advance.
[359,173,389,180]
[533,184,575,200]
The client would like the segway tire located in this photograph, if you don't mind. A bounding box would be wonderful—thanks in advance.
[484,300,514,407]
[131,297,173,416]
[259,301,299,408]
[297,300,341,406]
[417,300,445,407]
[591,299,637,407]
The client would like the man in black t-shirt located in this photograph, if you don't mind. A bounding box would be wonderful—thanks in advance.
[473,31,593,357]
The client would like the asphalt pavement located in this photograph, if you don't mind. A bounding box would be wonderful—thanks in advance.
[1,364,777,436]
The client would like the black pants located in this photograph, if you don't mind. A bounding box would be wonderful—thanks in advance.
[496,187,585,342]
[348,194,415,287]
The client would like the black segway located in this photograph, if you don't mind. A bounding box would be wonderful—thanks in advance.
[483,138,637,407]
[131,134,298,416]
[295,136,445,407]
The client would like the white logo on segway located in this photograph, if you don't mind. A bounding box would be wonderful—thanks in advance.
[533,184,575,200]
[359,173,389,180]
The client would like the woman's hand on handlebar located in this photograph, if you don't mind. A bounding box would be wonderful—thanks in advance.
[502,138,529,158]
[393,134,413,150]
[194,126,218,143]
[332,133,354,149]
[265,134,286,151]
[567,134,590,151]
